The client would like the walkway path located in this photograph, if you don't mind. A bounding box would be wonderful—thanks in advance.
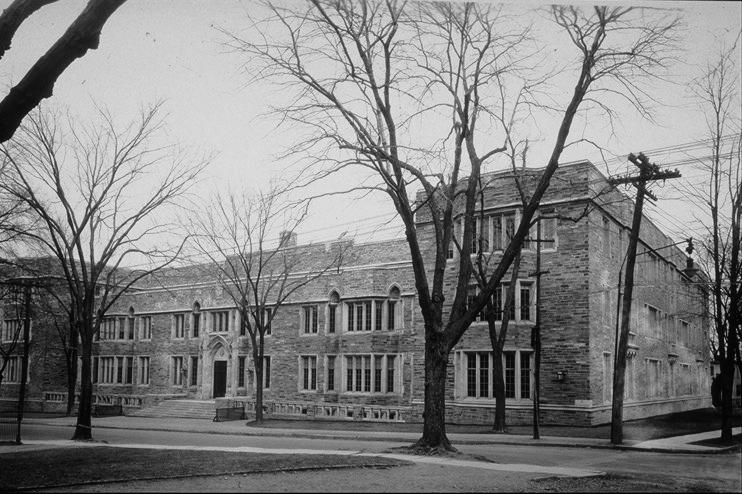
[632,427,741,452]
[19,415,740,453]
[19,438,604,478]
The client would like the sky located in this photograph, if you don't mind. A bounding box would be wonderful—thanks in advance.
[1,0,740,263]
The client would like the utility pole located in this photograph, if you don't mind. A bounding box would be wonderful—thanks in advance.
[608,153,680,445]
[528,217,553,440]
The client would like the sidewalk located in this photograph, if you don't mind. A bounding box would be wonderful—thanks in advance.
[19,414,741,454]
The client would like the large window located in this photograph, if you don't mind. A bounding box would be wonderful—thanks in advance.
[300,355,317,391]
[3,356,21,382]
[172,356,184,386]
[645,305,661,339]
[211,311,230,333]
[139,357,150,385]
[2,319,20,342]
[139,316,152,340]
[468,281,533,323]
[344,354,398,394]
[173,314,185,338]
[94,356,132,385]
[99,356,115,384]
[326,355,336,392]
[302,305,318,334]
[99,318,117,340]
[125,356,133,384]
[345,293,402,332]
[461,350,532,400]
[491,211,516,251]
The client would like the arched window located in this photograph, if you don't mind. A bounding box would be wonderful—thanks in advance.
[327,291,340,334]
[192,302,201,338]
[387,287,401,331]
[127,307,135,340]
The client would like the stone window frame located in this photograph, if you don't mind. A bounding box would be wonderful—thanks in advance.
[191,302,201,338]
[326,291,341,334]
[467,280,535,325]
[138,315,152,341]
[341,353,401,396]
[455,349,533,402]
[261,355,271,390]
[462,209,559,255]
[171,355,186,387]
[301,304,319,335]
[138,356,150,386]
[209,310,230,334]
[325,354,337,393]
[342,287,404,334]
[172,314,186,339]
[189,355,199,387]
[3,355,24,383]
[237,355,247,388]
[298,354,318,392]
[94,354,133,386]
[1,318,21,343]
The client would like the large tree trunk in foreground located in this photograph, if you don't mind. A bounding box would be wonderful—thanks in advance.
[65,345,77,416]
[417,331,453,451]
[492,343,506,432]
[251,335,264,424]
[73,336,92,440]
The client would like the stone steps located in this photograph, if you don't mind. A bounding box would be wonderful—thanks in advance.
[128,399,216,420]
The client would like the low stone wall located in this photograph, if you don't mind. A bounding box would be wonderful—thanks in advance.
[237,398,410,422]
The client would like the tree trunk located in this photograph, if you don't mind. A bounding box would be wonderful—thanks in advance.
[72,334,92,440]
[250,331,263,424]
[417,331,453,451]
[492,342,506,433]
[65,327,78,416]
[720,357,734,441]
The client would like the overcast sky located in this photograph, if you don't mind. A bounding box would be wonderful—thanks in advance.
[2,0,740,257]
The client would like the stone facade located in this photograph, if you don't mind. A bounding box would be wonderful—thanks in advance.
[0,161,711,425]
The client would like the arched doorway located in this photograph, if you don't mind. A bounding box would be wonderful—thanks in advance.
[213,360,227,398]
[205,337,231,399]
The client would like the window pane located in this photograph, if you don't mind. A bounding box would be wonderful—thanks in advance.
[505,352,515,398]
[520,353,531,398]
[479,353,489,398]
[387,355,395,393]
[467,353,477,397]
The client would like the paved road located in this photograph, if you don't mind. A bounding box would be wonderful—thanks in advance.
[13,422,742,492]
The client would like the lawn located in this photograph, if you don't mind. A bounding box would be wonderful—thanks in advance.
[0,446,409,490]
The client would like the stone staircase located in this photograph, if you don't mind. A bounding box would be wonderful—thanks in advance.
[127,399,216,420]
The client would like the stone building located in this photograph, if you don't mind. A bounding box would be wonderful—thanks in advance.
[0,161,711,425]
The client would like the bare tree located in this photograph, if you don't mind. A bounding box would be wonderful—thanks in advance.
[0,283,24,391]
[187,186,344,423]
[680,35,741,440]
[0,103,203,440]
[0,0,127,143]
[226,0,679,451]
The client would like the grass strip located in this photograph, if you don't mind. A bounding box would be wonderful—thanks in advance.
[0,446,409,490]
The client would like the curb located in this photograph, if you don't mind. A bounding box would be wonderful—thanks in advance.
[23,418,738,454]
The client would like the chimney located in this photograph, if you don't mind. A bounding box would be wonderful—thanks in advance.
[279,230,297,248]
